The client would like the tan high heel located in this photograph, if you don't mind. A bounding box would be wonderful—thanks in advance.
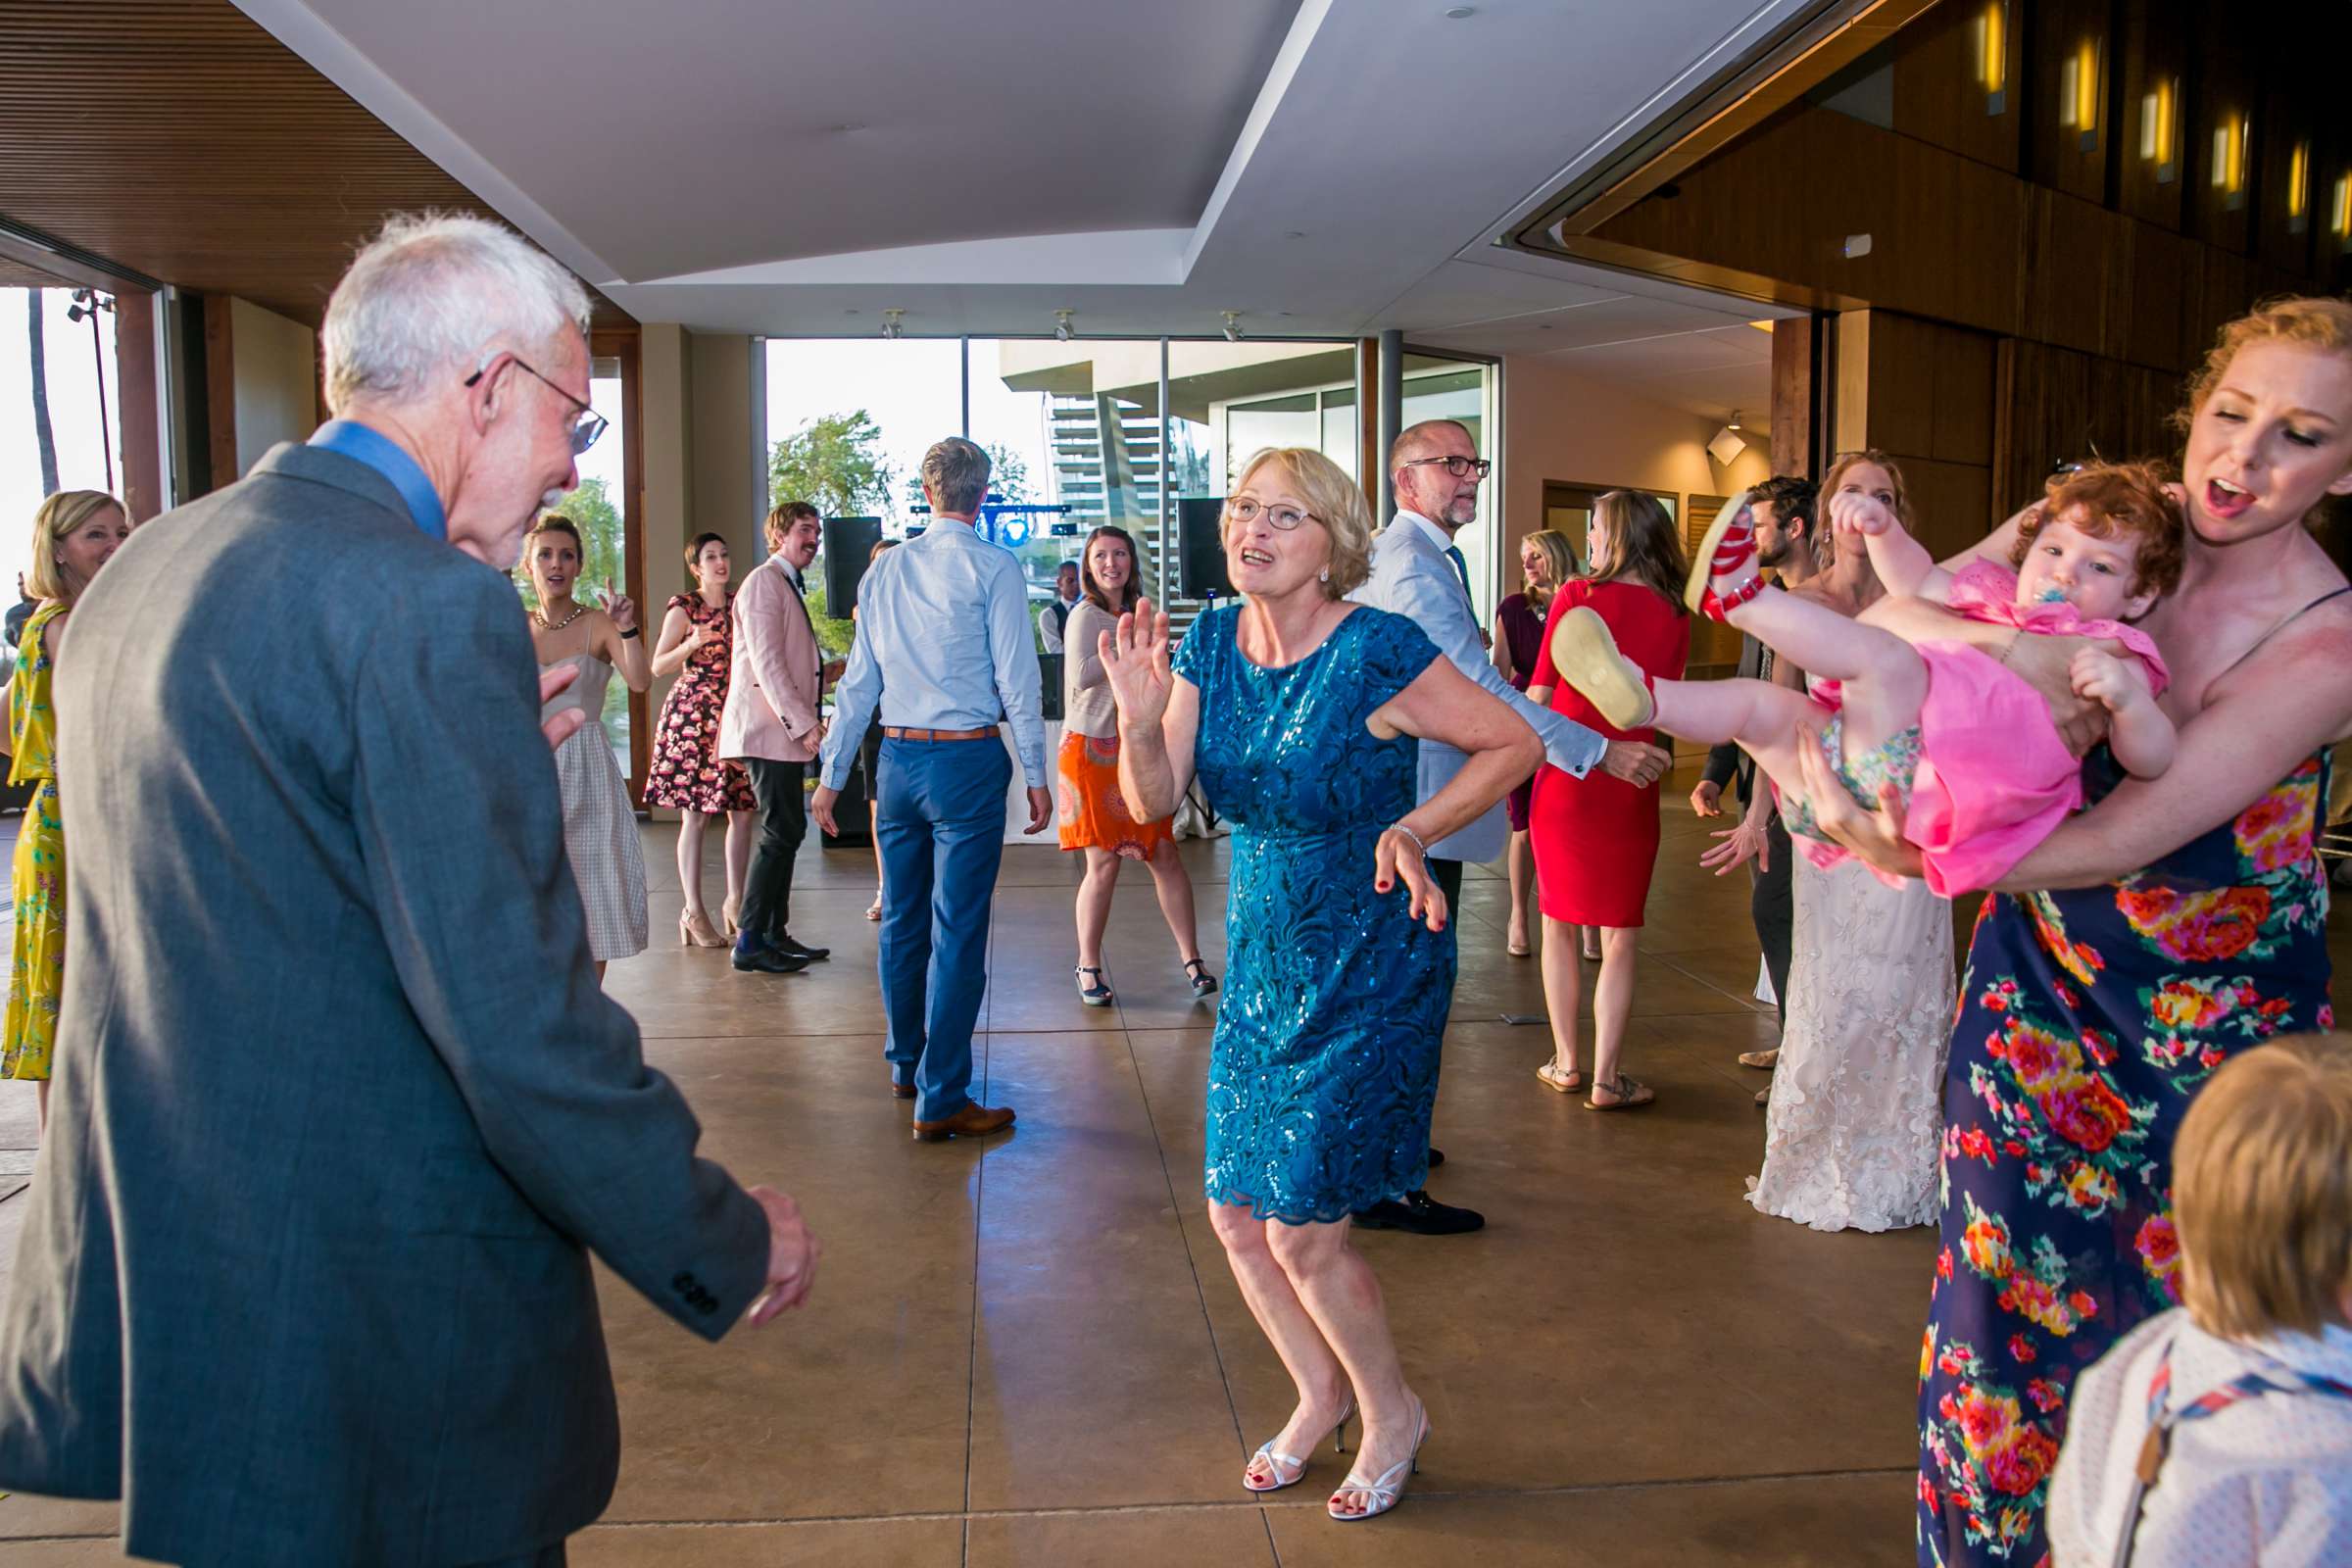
[679,909,726,949]
[720,895,741,939]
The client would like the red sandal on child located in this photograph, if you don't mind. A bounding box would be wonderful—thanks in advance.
[1684,495,1767,622]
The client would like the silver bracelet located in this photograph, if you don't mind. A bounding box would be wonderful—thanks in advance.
[1390,822,1430,859]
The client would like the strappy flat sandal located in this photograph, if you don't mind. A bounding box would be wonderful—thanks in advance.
[1074,965,1114,1007]
[1243,1399,1352,1494]
[1535,1060,1586,1094]
[865,891,883,921]
[1184,956,1219,998]
[1586,1072,1656,1111]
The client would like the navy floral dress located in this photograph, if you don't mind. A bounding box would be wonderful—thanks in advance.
[1917,748,2335,1567]
[1174,604,1451,1224]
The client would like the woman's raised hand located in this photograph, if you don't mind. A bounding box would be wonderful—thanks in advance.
[1101,596,1174,728]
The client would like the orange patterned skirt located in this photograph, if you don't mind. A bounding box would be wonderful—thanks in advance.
[1056,729,1174,858]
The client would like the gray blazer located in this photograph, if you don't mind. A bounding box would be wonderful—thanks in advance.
[0,444,769,1567]
[1350,515,1604,862]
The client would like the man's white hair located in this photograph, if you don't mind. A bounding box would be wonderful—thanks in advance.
[321,212,592,414]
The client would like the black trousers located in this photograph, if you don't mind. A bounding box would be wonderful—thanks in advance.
[1751,816,1793,1029]
[740,757,808,945]
[463,1544,565,1568]
[1431,855,1465,910]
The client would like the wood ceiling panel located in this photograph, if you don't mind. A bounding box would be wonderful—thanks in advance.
[0,1,630,328]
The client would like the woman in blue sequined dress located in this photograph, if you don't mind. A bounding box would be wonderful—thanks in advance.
[1100,447,1540,1524]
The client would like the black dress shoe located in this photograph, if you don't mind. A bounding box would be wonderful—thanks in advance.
[772,933,831,961]
[1426,1147,1446,1170]
[1352,1191,1484,1235]
[731,943,809,975]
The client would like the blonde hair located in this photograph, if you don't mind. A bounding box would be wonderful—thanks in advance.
[1228,447,1374,600]
[27,490,124,603]
[2173,1033,2352,1339]
[1588,491,1688,612]
[1520,528,1578,607]
[2178,296,2352,433]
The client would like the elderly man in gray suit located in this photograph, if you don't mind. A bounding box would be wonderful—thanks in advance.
[1348,418,1670,1234]
[0,214,817,1568]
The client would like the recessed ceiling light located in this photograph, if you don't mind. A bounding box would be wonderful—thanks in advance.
[1445,5,1476,17]
[845,309,860,316]
[1285,230,1307,239]
[1747,318,1776,332]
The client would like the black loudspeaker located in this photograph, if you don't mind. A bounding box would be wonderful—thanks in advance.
[1037,653,1063,721]
[1177,497,1233,600]
[822,515,884,614]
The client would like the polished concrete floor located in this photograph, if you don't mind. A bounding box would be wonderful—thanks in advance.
[0,765,2343,1566]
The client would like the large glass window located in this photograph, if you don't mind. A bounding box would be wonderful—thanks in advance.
[1400,352,1500,624]
[763,337,963,656]
[972,338,1167,634]
[2,284,125,561]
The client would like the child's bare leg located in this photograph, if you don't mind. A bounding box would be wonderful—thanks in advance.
[1649,677,1819,789]
[1724,587,1928,758]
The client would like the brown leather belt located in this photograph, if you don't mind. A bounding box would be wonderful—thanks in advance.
[881,725,1001,742]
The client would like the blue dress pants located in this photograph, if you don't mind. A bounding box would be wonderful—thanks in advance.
[875,736,1011,1121]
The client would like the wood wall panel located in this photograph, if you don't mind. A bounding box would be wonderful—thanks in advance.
[0,1,629,329]
[1888,0,2020,172]
[2181,0,2256,257]
[202,294,236,494]
[2112,0,2186,232]
[2023,0,2110,203]
[2252,47,2317,275]
[1895,457,1992,561]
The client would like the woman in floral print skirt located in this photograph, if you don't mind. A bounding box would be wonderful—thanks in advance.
[1796,298,2352,1568]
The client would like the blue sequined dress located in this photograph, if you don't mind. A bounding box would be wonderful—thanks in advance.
[1174,603,1452,1224]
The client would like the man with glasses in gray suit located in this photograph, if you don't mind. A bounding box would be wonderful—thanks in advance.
[0,214,817,1568]
[1349,418,1670,1234]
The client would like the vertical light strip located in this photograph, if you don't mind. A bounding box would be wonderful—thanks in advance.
[1973,2,2006,114]
[2289,141,2312,232]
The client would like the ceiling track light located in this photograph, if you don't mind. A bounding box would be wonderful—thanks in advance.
[880,308,905,341]
[1054,309,1075,343]
[1221,311,1244,344]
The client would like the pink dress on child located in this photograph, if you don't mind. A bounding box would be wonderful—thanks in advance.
[1803,559,2169,898]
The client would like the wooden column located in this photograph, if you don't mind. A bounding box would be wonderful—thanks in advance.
[1769,316,1818,478]
[112,288,162,522]
[202,294,237,493]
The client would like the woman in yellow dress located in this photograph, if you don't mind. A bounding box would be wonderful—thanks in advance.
[5,491,131,1130]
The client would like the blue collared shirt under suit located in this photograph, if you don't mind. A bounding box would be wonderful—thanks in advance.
[817,517,1045,1122]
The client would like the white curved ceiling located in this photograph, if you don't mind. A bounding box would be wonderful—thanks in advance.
[232,0,1806,416]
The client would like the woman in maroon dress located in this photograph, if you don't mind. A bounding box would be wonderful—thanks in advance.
[1526,493,1690,1108]
[644,532,758,947]
[1493,528,1579,958]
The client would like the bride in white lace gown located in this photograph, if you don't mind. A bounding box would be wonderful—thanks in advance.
[1746,854,1952,1232]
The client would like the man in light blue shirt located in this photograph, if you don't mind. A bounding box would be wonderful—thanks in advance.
[813,437,1049,1142]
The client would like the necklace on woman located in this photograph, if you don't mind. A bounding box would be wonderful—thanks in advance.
[533,602,586,631]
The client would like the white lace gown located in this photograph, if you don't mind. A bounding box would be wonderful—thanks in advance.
[1746,854,1952,1233]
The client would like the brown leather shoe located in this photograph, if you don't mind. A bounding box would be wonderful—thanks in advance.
[911,1102,1016,1143]
[891,1078,915,1101]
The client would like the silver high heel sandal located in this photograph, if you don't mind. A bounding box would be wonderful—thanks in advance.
[1243,1400,1353,1494]
[1327,1399,1429,1522]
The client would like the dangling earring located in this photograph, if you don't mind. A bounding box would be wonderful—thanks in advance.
[1318,565,1330,584]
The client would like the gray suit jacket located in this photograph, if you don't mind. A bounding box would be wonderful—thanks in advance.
[1350,515,1604,862]
[0,444,769,1567]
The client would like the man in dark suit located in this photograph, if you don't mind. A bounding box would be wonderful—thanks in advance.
[0,213,817,1568]
[1691,475,1818,1093]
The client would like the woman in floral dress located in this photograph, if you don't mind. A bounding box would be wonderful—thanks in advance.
[645,532,757,946]
[1798,299,2352,1568]
[4,491,130,1133]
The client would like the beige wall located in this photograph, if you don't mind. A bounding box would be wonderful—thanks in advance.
[1501,354,1773,564]
[228,298,318,476]
[688,331,757,564]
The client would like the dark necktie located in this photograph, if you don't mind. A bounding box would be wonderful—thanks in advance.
[1444,543,1473,600]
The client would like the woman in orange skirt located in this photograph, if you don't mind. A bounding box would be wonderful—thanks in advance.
[1059,525,1215,1007]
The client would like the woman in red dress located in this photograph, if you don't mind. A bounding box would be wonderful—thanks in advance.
[1525,492,1690,1109]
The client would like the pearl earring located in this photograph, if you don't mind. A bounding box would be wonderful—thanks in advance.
[1318,565,1330,583]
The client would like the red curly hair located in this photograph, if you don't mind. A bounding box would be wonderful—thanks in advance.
[2013,460,2185,601]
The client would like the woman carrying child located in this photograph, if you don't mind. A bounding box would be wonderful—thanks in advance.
[1784,299,2350,1568]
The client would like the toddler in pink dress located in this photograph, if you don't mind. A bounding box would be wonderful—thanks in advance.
[1546,460,2184,896]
